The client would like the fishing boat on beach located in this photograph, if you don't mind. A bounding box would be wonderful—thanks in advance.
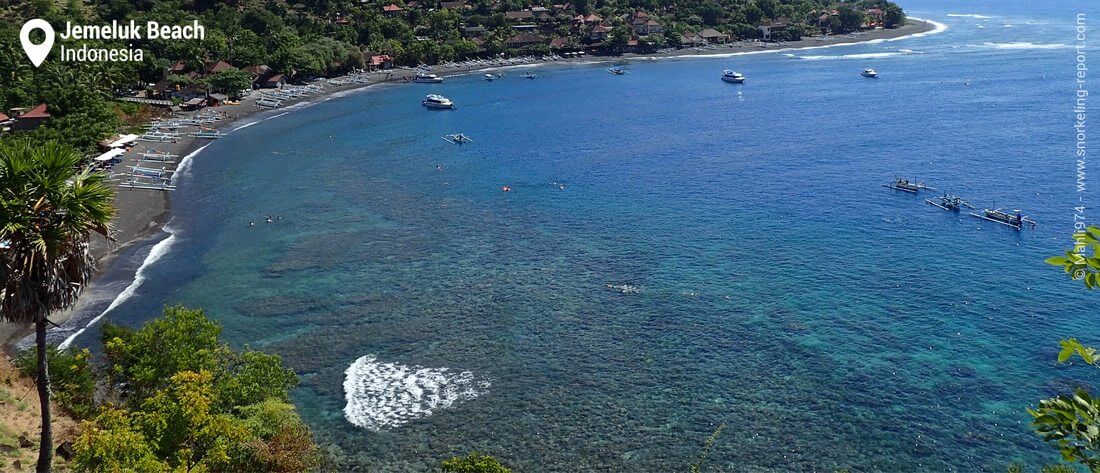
[926,193,975,211]
[139,149,179,163]
[862,68,879,78]
[883,177,934,193]
[422,94,455,109]
[189,128,224,139]
[119,178,177,192]
[607,66,626,75]
[442,133,472,144]
[414,73,444,83]
[970,208,1037,230]
[721,70,746,83]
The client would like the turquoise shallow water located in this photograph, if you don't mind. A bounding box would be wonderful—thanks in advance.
[57,1,1100,470]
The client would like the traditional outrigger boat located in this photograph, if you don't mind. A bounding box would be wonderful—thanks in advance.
[926,193,975,211]
[189,128,224,139]
[970,208,1037,230]
[442,133,472,144]
[140,149,178,163]
[119,178,177,192]
[883,177,934,193]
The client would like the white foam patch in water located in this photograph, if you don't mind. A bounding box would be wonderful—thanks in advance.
[58,223,180,350]
[979,42,1067,50]
[343,355,490,431]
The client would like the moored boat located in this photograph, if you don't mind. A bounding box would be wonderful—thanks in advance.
[970,208,1036,230]
[607,66,626,75]
[422,94,455,109]
[442,133,472,144]
[721,70,746,83]
[414,73,444,83]
[926,193,975,211]
[883,177,934,193]
[484,73,495,81]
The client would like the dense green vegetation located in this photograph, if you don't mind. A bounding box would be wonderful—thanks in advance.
[442,452,512,472]
[20,306,320,472]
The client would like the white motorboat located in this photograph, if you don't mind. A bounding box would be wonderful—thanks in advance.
[413,73,444,83]
[721,70,745,83]
[861,68,879,78]
[422,94,455,109]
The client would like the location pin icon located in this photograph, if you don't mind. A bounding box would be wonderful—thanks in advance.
[20,19,54,68]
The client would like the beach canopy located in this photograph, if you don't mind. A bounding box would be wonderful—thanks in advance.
[107,134,139,148]
[93,148,126,162]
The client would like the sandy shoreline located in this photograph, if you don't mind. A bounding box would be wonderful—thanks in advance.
[0,18,939,354]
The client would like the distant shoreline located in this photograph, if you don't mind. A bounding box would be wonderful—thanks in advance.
[1,18,942,354]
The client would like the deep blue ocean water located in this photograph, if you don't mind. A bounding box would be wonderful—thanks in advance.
[57,1,1100,470]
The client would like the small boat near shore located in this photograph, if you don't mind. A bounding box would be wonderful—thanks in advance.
[608,66,626,75]
[970,208,1036,230]
[721,70,746,83]
[189,128,224,139]
[522,72,537,79]
[442,133,472,144]
[883,177,934,193]
[484,73,495,81]
[926,193,975,211]
[862,68,879,78]
[413,73,444,83]
[422,94,455,109]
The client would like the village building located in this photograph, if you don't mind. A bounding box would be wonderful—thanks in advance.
[368,54,394,71]
[506,33,543,48]
[10,104,51,131]
[589,24,612,41]
[698,28,730,43]
[757,18,788,41]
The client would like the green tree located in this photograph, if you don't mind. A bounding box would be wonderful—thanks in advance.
[1046,226,1100,289]
[837,6,864,33]
[78,306,317,472]
[1030,339,1100,470]
[0,140,114,473]
[203,68,254,97]
[1031,227,1100,471]
[442,452,511,472]
[15,347,96,419]
[883,4,905,28]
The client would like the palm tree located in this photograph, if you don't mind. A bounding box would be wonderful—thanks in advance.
[0,140,114,473]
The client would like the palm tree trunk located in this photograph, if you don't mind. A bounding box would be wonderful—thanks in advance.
[35,317,52,473]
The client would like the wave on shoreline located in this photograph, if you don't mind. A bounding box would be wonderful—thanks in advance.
[343,355,490,431]
[56,144,211,349]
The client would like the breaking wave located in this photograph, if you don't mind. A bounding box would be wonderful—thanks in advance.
[343,355,490,431]
[58,223,180,350]
[796,50,922,61]
[947,13,993,19]
[979,42,1068,50]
